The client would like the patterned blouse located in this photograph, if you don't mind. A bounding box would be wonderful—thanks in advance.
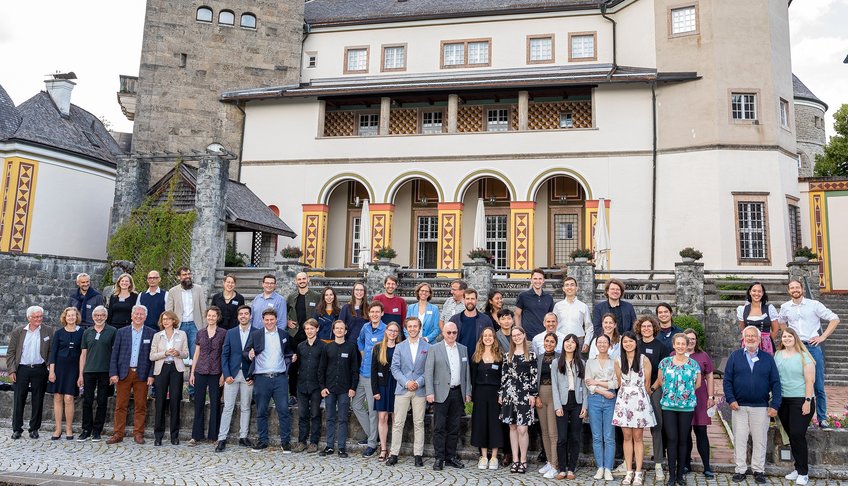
[659,356,701,412]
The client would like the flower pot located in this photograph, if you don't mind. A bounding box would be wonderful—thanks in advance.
[472,257,487,263]
[681,257,695,263]
[794,256,809,263]
[573,257,589,263]
[378,257,391,263]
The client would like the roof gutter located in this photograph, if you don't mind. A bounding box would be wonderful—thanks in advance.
[600,1,618,80]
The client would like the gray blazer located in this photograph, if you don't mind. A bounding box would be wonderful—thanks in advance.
[424,341,471,403]
[391,338,430,397]
[550,356,589,411]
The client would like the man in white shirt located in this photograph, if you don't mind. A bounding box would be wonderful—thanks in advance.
[778,279,840,426]
[216,305,255,452]
[165,266,206,363]
[439,279,467,337]
[552,277,593,352]
[7,306,54,439]
[532,313,567,357]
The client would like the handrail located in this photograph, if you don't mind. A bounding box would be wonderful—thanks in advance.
[703,270,789,275]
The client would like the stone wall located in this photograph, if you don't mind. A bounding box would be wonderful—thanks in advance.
[794,104,826,177]
[189,156,229,294]
[0,253,107,344]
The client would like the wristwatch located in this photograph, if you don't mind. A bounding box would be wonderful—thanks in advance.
[804,397,813,402]
[709,396,715,400]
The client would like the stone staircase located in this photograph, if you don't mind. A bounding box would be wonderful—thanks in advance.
[820,293,848,386]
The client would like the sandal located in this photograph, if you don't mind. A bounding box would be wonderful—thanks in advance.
[518,462,527,474]
[378,449,388,461]
[510,462,520,473]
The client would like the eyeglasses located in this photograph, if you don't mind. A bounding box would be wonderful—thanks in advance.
[444,331,457,335]
[147,276,160,280]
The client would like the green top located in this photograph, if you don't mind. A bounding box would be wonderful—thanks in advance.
[81,325,117,373]
[774,351,808,398]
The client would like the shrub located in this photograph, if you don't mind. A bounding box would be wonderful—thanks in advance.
[673,314,706,349]
[280,246,303,259]
[225,240,248,267]
[375,247,397,259]
[794,246,817,259]
[569,248,593,259]
[717,276,748,301]
[679,247,703,260]
[468,247,494,260]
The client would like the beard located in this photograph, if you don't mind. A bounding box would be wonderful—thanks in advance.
[465,303,476,312]
[181,278,194,290]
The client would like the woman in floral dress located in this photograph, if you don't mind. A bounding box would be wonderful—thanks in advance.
[612,331,656,486]
[498,326,538,474]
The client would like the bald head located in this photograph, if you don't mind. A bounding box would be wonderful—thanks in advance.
[443,322,458,344]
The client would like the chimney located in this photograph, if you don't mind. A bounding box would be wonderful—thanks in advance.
[45,72,77,118]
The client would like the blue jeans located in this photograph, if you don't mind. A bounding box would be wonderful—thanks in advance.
[805,343,827,423]
[588,393,616,469]
[253,373,291,445]
[181,321,198,359]
[325,392,351,450]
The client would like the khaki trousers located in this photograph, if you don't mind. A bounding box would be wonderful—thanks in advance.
[732,406,769,474]
[538,384,559,469]
[390,390,426,456]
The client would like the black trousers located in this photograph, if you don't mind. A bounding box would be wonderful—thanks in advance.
[556,391,582,473]
[297,388,322,445]
[433,387,463,460]
[663,410,693,479]
[82,372,111,435]
[12,364,48,433]
[289,333,306,397]
[778,397,814,476]
[154,363,184,440]
[685,424,711,471]
[192,373,221,440]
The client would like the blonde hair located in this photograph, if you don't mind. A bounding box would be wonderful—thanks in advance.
[377,321,401,366]
[113,273,136,294]
[508,326,532,362]
[472,327,503,363]
[59,307,79,327]
[776,327,814,365]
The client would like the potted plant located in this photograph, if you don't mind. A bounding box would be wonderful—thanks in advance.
[468,247,494,263]
[280,246,303,262]
[569,248,593,263]
[679,247,703,263]
[375,247,397,262]
[793,246,817,262]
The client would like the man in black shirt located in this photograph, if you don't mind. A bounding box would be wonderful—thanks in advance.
[286,272,321,404]
[293,319,325,453]
[319,320,360,457]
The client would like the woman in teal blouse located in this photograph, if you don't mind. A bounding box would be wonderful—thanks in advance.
[774,327,815,485]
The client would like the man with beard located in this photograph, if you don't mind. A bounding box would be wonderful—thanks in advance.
[448,288,493,352]
[374,275,406,328]
[165,267,207,364]
[67,273,105,330]
[440,280,467,338]
[286,272,320,404]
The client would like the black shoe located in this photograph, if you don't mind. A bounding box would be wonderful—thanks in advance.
[51,434,62,441]
[238,438,254,448]
[338,449,349,458]
[537,451,547,463]
[703,469,715,479]
[320,447,334,457]
[362,446,376,457]
[386,455,398,466]
[731,473,746,482]
[281,442,292,454]
[171,437,180,445]
[77,431,91,442]
[677,479,686,486]
[414,456,424,467]
[446,457,465,469]
[251,442,268,452]
[433,459,444,471]
[11,431,21,440]
[92,433,102,442]
[682,465,691,475]
[753,472,766,484]
[215,440,226,452]
[154,438,163,446]
[357,438,368,445]
[666,476,677,486]
[29,431,39,439]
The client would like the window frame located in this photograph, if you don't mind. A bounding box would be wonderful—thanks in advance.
[240,12,257,29]
[733,192,771,265]
[344,46,370,74]
[559,112,574,129]
[729,90,760,123]
[196,6,213,23]
[440,38,492,69]
[568,32,597,62]
[218,9,235,26]
[485,107,510,132]
[526,34,555,64]
[667,3,699,38]
[357,112,380,137]
[380,43,408,73]
[779,98,790,129]
[787,197,802,255]
[420,109,445,134]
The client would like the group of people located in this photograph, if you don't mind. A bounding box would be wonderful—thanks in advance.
[6,267,840,485]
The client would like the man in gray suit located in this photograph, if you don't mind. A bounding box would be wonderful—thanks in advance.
[425,321,471,470]
[387,317,430,467]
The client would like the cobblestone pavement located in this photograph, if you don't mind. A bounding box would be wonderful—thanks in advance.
[1,428,842,486]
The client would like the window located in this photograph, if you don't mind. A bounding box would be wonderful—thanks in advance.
[417,216,439,268]
[814,116,824,129]
[486,215,508,269]
[240,13,256,29]
[559,112,573,129]
[731,93,757,121]
[358,114,379,136]
[788,204,802,254]
[733,193,770,263]
[196,7,213,23]
[307,55,317,68]
[179,53,187,68]
[569,33,596,61]
[422,111,443,134]
[779,98,790,128]
[486,109,509,132]
[382,45,406,72]
[670,6,698,35]
[344,47,369,73]
[219,10,235,25]
[350,216,362,266]
[527,35,554,63]
[440,39,491,68]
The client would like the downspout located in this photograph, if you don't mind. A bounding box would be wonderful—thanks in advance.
[650,82,658,271]
[235,101,245,181]
[600,1,617,79]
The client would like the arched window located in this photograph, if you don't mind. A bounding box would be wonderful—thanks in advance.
[219,10,235,25]
[240,13,257,29]
[196,6,213,22]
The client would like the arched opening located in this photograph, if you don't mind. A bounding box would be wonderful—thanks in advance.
[240,12,257,29]
[196,6,213,23]
[390,178,440,268]
[218,9,235,25]
[460,176,513,269]
[533,175,587,268]
[325,180,369,268]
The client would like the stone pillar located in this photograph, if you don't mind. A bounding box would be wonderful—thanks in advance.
[301,204,329,269]
[109,155,150,236]
[463,262,494,303]
[369,204,395,255]
[317,100,326,138]
[379,97,391,136]
[787,261,821,300]
[518,90,529,131]
[190,155,229,295]
[508,202,536,272]
[366,261,399,298]
[276,260,310,299]
[675,262,705,322]
[437,203,463,272]
[447,94,459,133]
[567,262,596,305]
[258,233,276,267]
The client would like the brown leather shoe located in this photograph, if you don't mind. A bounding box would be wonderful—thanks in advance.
[134,435,146,445]
[106,436,123,444]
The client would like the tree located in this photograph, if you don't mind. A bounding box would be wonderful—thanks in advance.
[814,104,848,177]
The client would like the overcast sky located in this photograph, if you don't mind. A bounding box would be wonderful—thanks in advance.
[1,0,846,137]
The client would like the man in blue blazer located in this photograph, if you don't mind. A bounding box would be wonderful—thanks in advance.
[107,305,155,445]
[592,279,637,337]
[243,308,295,452]
[386,316,431,467]
[216,305,255,452]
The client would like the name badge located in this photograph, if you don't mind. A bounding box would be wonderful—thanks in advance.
[232,301,239,305]
[426,311,433,315]
[86,304,92,309]
[341,353,349,358]
[371,337,378,342]
[143,339,151,344]
[95,334,100,340]
[309,302,316,307]
[751,357,760,363]
[378,372,384,377]
[461,357,467,362]
[267,303,273,307]
[43,336,50,342]
[645,348,654,355]
[392,308,399,313]
[492,364,499,370]
[282,338,287,343]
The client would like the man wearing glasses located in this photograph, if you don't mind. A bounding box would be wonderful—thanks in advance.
[138,270,168,331]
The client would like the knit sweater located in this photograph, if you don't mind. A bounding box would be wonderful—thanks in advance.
[722,348,782,410]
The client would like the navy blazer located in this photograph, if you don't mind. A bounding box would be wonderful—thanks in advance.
[243,327,293,380]
[222,326,252,380]
[109,325,156,381]
[592,300,637,338]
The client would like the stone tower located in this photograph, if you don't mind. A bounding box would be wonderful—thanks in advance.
[793,74,828,177]
[131,1,304,181]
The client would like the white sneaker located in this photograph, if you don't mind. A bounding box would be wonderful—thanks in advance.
[594,467,605,480]
[604,468,614,481]
[539,462,552,474]
[655,462,665,480]
[544,469,559,479]
[488,457,499,470]
[785,470,799,481]
[796,475,809,485]
[477,456,488,469]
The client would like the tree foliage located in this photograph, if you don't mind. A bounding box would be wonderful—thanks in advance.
[814,104,848,177]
